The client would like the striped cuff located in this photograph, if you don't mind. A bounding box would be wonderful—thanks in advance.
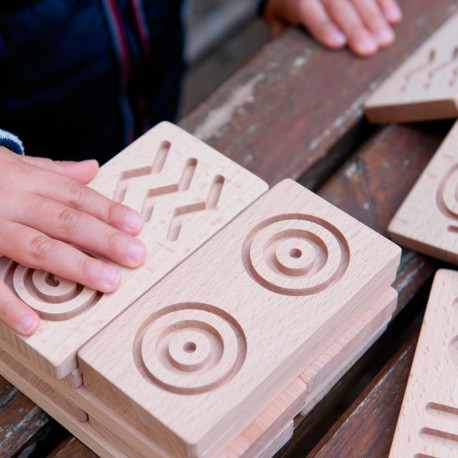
[0,129,24,155]
[257,0,269,16]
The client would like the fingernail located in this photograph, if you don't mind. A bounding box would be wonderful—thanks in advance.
[375,28,395,46]
[127,241,146,265]
[19,315,39,334]
[103,266,121,286]
[355,32,378,55]
[124,211,143,232]
[385,5,402,23]
[329,27,346,46]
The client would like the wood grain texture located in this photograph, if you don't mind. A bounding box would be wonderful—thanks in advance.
[319,121,453,314]
[79,179,400,457]
[300,288,397,415]
[180,0,458,186]
[0,376,52,458]
[0,122,267,379]
[389,120,458,264]
[0,284,396,458]
[308,328,419,457]
[48,437,97,458]
[365,14,458,123]
[389,269,458,457]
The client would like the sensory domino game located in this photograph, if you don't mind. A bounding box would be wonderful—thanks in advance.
[389,120,458,265]
[365,13,458,457]
[0,122,402,457]
[364,14,458,123]
[389,270,458,457]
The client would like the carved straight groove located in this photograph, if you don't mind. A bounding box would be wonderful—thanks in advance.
[178,158,198,191]
[167,175,225,241]
[389,270,458,458]
[420,427,458,448]
[113,140,172,203]
[426,402,458,421]
[152,140,171,174]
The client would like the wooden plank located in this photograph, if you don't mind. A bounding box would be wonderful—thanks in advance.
[180,0,458,187]
[389,269,458,457]
[0,122,267,379]
[0,376,53,457]
[79,180,400,457]
[308,328,419,457]
[389,120,458,265]
[48,437,97,458]
[365,14,458,123]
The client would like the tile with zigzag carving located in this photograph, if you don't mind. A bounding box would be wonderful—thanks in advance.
[0,122,267,379]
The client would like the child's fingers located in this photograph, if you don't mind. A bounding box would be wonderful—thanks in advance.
[377,0,402,24]
[16,195,146,269]
[0,221,122,293]
[351,0,395,47]
[28,166,144,236]
[20,155,99,184]
[296,0,347,48]
[0,280,40,335]
[323,0,379,56]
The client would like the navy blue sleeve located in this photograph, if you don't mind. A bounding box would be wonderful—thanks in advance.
[0,128,24,155]
[257,0,268,16]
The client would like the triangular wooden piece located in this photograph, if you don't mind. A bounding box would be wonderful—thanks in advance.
[365,14,458,123]
[389,120,458,264]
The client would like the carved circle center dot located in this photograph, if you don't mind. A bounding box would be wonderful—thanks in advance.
[289,248,302,259]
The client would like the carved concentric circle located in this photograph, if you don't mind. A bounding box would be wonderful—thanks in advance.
[438,165,458,218]
[136,304,246,395]
[242,214,350,296]
[6,262,100,320]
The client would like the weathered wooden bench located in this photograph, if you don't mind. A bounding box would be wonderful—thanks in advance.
[1,0,456,455]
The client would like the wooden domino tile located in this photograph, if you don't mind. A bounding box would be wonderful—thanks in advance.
[0,121,268,379]
[78,179,401,457]
[389,269,458,457]
[0,280,396,457]
[389,120,458,264]
[364,14,458,123]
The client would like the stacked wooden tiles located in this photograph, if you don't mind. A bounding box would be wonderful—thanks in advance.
[0,122,401,457]
[389,120,458,265]
[389,269,458,457]
[365,14,458,123]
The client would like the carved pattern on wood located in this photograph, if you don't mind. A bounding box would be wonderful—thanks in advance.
[389,120,458,265]
[0,122,268,380]
[364,14,458,123]
[78,179,401,458]
[133,304,247,395]
[3,261,101,321]
[389,270,458,457]
[242,215,350,296]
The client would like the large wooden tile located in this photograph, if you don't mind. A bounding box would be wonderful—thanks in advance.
[389,269,458,457]
[0,122,267,379]
[365,14,458,123]
[389,120,458,264]
[79,179,401,457]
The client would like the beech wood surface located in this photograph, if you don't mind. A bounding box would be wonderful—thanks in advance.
[2,0,458,455]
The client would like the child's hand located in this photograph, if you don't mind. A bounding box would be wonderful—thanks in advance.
[263,0,402,57]
[0,147,146,336]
